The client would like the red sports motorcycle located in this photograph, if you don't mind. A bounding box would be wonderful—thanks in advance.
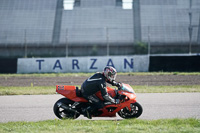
[53,83,143,119]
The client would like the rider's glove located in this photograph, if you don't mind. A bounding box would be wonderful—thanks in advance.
[116,82,121,88]
[112,81,121,87]
[115,99,120,104]
[114,82,122,90]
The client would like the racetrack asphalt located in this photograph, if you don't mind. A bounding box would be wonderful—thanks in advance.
[0,93,200,123]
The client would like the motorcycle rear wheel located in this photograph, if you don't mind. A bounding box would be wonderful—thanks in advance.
[117,102,143,119]
[53,98,80,119]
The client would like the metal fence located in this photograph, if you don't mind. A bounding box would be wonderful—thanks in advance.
[0,26,200,57]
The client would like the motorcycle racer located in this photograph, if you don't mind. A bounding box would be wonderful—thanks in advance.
[81,66,121,119]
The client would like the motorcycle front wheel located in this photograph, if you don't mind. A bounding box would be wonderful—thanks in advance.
[53,98,80,119]
[117,102,143,119]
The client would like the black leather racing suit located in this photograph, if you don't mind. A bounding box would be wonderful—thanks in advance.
[81,72,116,113]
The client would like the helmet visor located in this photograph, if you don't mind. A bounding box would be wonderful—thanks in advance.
[110,72,117,81]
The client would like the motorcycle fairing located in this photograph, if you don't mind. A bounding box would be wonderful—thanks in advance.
[56,85,88,102]
[97,90,136,117]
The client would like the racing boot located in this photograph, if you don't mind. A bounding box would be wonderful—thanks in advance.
[83,106,92,119]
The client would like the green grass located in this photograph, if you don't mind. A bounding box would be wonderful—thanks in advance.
[133,85,200,93]
[0,118,199,133]
[0,85,200,95]
[0,86,55,95]
[1,72,200,77]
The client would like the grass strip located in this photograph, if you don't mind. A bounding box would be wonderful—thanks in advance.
[1,72,200,77]
[0,85,200,95]
[0,118,199,133]
[0,86,55,95]
[133,85,200,93]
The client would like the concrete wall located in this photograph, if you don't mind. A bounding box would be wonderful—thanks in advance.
[1,55,200,73]
[17,55,149,73]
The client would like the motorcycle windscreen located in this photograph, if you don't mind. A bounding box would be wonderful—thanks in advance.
[121,84,135,94]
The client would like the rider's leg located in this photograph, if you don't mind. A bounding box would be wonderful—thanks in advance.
[83,94,104,119]
[87,94,104,110]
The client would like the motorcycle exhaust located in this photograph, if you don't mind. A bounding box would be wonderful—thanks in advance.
[57,102,80,115]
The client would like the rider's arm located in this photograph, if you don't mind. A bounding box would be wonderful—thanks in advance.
[106,80,115,85]
[107,80,121,87]
[99,82,115,103]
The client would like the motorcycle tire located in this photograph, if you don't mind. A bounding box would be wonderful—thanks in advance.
[117,102,143,119]
[53,98,80,119]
